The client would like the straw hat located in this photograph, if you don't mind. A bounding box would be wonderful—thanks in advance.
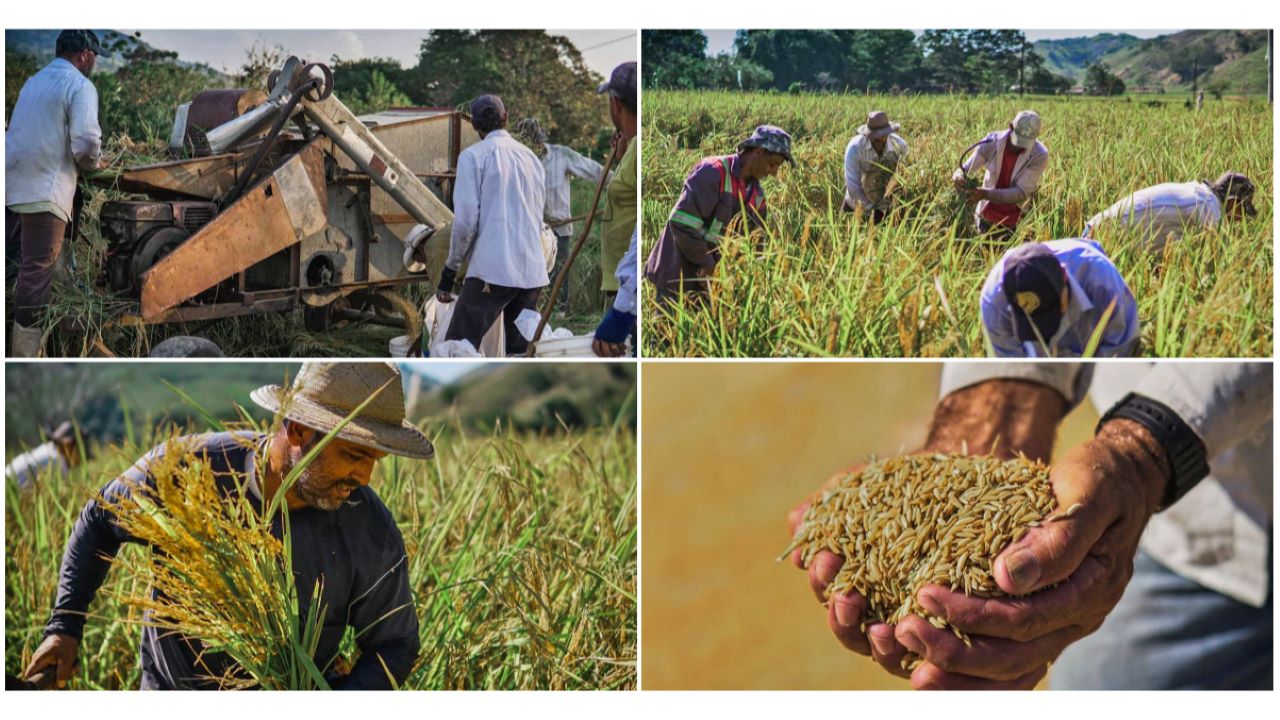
[251,362,433,459]
[857,110,900,139]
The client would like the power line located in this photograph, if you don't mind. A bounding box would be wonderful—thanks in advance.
[578,33,635,53]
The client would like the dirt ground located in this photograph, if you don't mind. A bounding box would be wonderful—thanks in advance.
[640,362,1098,690]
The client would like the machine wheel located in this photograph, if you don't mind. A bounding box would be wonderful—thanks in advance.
[149,336,224,358]
[129,227,189,292]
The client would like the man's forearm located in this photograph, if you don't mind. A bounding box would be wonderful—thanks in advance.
[926,379,1068,463]
[47,500,124,638]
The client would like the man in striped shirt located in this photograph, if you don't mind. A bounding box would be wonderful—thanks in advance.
[1084,172,1258,252]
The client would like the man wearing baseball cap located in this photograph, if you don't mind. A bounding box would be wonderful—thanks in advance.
[597,62,638,307]
[645,124,792,303]
[952,110,1049,238]
[1085,171,1260,252]
[437,94,549,356]
[979,239,1139,357]
[6,30,109,357]
[843,110,909,222]
[24,362,429,689]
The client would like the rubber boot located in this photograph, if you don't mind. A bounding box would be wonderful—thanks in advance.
[10,322,44,358]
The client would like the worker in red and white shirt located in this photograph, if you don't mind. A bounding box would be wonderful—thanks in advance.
[952,110,1048,239]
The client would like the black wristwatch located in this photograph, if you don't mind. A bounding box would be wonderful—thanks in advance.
[1096,392,1209,510]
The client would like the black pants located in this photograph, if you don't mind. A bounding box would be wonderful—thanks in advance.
[840,199,887,223]
[444,277,543,356]
[6,209,68,326]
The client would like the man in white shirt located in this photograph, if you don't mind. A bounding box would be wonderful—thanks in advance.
[842,111,908,223]
[5,30,107,357]
[791,361,1271,689]
[1084,172,1258,252]
[952,110,1049,239]
[514,117,604,311]
[436,95,548,356]
[5,421,81,488]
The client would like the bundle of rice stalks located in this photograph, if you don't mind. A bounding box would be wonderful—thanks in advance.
[781,452,1063,670]
[104,440,331,689]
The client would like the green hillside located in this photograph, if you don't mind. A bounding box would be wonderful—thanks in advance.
[1035,29,1269,93]
[412,364,637,433]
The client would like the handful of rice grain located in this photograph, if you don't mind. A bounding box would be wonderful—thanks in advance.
[782,453,1063,667]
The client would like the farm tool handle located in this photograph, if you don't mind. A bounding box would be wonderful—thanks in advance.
[10,667,57,690]
[523,143,622,356]
[956,138,992,175]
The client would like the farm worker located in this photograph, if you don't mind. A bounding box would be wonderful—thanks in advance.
[597,62,638,308]
[644,125,793,303]
[789,362,1271,689]
[593,225,638,357]
[5,30,107,357]
[23,362,429,689]
[1083,172,1258,252]
[951,110,1048,239]
[5,421,81,488]
[1196,88,1205,111]
[437,95,548,357]
[514,116,605,312]
[842,110,908,222]
[979,240,1139,358]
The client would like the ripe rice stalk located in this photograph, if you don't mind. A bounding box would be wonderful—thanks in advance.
[780,452,1058,670]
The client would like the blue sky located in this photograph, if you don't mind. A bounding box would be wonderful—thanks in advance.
[122,29,636,78]
[699,29,1176,56]
[399,362,481,385]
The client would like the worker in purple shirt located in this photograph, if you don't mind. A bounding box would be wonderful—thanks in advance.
[22,362,431,690]
[644,125,792,304]
[980,240,1140,358]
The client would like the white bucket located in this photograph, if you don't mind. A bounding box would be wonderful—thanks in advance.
[533,335,612,357]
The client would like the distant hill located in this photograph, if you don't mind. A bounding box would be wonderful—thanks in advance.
[5,29,226,79]
[411,364,637,433]
[1034,29,1269,92]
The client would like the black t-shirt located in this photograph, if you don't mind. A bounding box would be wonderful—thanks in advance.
[45,431,419,690]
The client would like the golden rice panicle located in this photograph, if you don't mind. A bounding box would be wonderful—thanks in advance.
[782,453,1058,670]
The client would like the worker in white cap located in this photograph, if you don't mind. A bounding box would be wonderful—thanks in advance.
[952,110,1048,239]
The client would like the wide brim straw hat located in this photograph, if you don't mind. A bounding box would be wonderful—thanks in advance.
[857,110,900,139]
[251,362,434,459]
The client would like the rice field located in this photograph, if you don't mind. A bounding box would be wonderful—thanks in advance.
[5,400,636,690]
[641,91,1273,358]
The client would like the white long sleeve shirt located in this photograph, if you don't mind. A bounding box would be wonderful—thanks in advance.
[612,227,638,316]
[952,130,1048,224]
[542,144,604,237]
[940,362,1272,607]
[843,133,908,211]
[446,130,549,290]
[1085,181,1222,252]
[5,58,102,222]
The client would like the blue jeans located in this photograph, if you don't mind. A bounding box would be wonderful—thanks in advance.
[1050,548,1273,690]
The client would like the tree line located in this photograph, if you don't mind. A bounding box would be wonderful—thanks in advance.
[643,30,1127,96]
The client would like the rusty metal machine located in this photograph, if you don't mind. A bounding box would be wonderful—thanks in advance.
[93,56,496,334]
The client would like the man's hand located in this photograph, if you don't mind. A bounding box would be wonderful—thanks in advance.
[787,465,914,679]
[966,187,987,203]
[592,338,627,357]
[893,418,1169,690]
[435,290,456,304]
[436,266,459,304]
[24,633,79,689]
[951,172,969,192]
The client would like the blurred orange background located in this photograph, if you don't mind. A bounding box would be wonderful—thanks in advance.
[640,362,1099,690]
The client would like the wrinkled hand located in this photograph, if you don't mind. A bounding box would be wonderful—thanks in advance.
[893,419,1168,690]
[24,633,79,689]
[788,465,914,679]
[592,338,627,357]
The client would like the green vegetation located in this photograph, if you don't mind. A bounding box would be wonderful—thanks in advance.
[642,91,1273,358]
[5,377,636,689]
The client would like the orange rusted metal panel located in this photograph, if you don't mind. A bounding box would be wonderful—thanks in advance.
[140,140,328,319]
[116,154,244,199]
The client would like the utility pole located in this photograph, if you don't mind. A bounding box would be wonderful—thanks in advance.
[1192,56,1199,96]
[1269,29,1273,103]
[1019,37,1026,97]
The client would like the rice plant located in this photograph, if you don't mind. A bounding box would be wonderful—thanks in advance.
[641,91,1273,358]
[5,391,636,689]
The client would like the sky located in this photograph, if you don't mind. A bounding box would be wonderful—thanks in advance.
[122,29,636,78]
[399,362,480,384]
[699,29,1176,56]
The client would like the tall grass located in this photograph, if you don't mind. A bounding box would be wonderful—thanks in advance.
[641,91,1273,358]
[5,400,636,689]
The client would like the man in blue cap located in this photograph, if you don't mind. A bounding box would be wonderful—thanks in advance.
[979,240,1139,358]
[644,124,792,303]
[6,30,109,357]
[437,94,548,356]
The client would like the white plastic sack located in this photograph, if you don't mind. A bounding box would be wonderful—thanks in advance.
[432,339,482,358]
[423,296,504,358]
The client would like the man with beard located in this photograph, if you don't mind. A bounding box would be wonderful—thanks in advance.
[22,362,432,690]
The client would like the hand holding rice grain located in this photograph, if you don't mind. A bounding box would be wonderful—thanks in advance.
[782,453,1076,670]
